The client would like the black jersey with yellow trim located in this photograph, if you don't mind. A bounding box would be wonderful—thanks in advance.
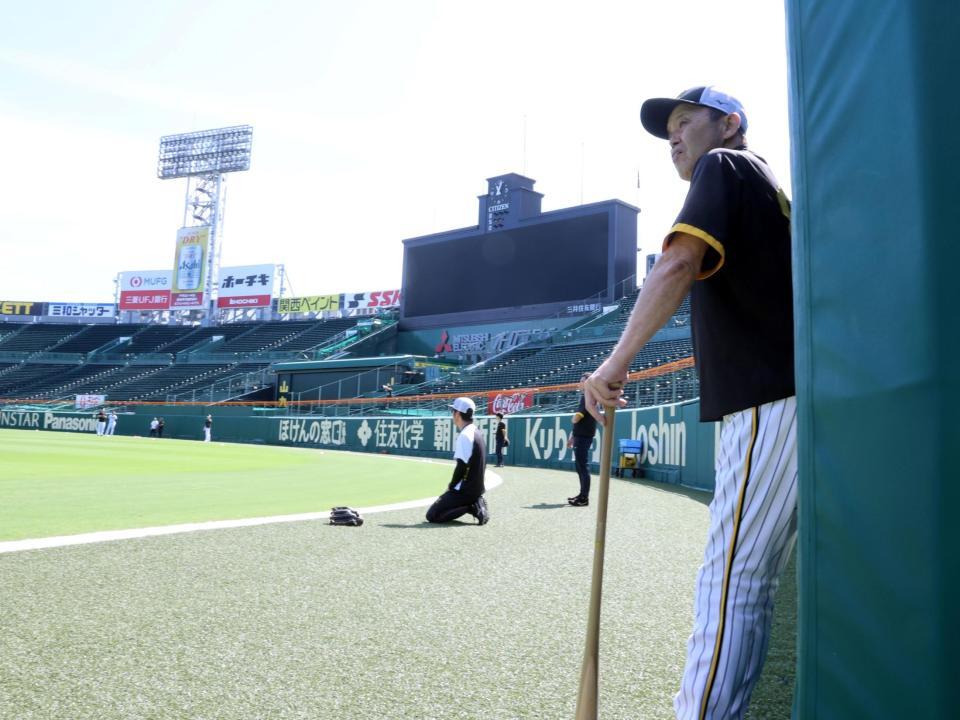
[664,148,795,422]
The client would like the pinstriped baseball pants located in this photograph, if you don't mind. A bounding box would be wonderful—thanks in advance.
[674,396,798,720]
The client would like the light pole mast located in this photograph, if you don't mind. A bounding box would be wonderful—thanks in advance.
[157,125,253,326]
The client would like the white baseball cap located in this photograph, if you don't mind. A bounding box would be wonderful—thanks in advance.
[448,397,476,413]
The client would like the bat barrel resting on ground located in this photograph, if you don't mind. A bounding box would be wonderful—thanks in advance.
[575,393,619,720]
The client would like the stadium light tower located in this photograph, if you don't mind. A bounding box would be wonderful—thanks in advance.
[157,125,253,325]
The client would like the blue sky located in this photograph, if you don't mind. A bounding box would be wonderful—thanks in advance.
[0,0,790,303]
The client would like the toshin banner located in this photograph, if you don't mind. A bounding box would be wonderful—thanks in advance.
[216,264,276,308]
[118,270,172,310]
[487,390,535,415]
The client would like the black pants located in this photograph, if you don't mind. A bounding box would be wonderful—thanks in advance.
[426,490,480,523]
[495,439,505,466]
[572,435,594,498]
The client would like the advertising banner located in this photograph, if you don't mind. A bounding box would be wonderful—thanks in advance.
[487,390,535,415]
[170,226,210,309]
[343,289,401,316]
[48,303,116,319]
[277,295,342,314]
[267,401,715,490]
[0,301,44,316]
[75,394,106,409]
[560,302,603,316]
[118,270,172,310]
[216,264,276,308]
[0,409,99,433]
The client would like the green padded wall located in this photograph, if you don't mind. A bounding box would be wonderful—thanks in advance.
[786,1,960,717]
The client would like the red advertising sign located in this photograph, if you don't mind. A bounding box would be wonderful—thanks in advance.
[216,264,276,308]
[217,294,272,308]
[487,390,534,415]
[170,291,204,309]
[118,270,172,310]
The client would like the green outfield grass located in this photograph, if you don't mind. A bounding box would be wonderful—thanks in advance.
[0,462,795,719]
[0,429,449,541]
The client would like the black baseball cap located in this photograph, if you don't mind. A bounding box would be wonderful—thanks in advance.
[640,86,748,140]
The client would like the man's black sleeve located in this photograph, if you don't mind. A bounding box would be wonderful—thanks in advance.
[448,459,469,490]
[669,149,740,276]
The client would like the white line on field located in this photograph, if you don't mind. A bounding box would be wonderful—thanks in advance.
[0,472,502,555]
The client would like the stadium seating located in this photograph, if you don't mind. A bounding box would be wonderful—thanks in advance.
[0,363,81,397]
[272,318,359,351]
[44,364,172,400]
[21,363,126,398]
[50,324,146,354]
[0,285,697,409]
[158,325,253,355]
[122,325,194,353]
[0,325,84,353]
[105,363,237,400]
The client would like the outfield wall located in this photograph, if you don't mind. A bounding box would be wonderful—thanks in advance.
[0,402,718,492]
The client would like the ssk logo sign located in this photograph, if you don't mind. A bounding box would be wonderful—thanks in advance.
[488,390,534,415]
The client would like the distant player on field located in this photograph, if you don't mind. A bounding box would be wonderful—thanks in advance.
[565,372,597,507]
[95,409,107,436]
[585,86,796,719]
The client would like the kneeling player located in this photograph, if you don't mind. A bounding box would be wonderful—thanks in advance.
[426,397,489,525]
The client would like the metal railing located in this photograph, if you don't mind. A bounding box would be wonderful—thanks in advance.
[280,357,697,418]
[0,351,85,363]
[165,366,276,403]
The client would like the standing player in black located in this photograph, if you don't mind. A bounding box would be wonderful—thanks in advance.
[566,372,598,506]
[425,397,489,525]
[95,409,107,436]
[585,87,796,719]
[493,412,508,467]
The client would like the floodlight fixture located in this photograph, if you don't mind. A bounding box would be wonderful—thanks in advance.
[157,125,253,179]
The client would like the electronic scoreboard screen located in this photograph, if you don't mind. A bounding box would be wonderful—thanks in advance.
[402,213,610,319]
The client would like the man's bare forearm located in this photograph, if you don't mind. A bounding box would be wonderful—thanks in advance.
[609,251,698,369]
[582,234,705,420]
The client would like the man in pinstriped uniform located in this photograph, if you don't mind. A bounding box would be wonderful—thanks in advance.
[584,86,797,719]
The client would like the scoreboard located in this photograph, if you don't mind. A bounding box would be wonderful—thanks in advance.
[400,173,638,329]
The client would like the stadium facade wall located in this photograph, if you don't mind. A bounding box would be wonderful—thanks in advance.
[1,401,718,492]
[397,317,581,359]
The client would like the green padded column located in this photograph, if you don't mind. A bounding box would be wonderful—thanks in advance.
[786,1,960,717]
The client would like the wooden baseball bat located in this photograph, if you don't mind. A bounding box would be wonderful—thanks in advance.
[574,400,618,720]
